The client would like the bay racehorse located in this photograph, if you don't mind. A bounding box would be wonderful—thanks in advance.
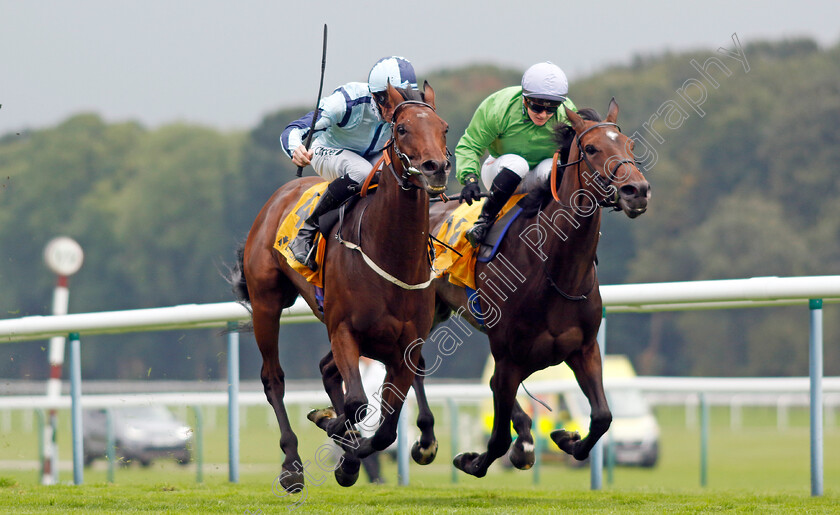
[229,82,450,490]
[427,99,650,477]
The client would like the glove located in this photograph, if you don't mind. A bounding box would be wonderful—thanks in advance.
[460,174,482,205]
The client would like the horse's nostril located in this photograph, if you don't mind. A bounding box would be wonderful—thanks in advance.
[620,182,650,198]
[619,185,638,198]
[423,160,448,174]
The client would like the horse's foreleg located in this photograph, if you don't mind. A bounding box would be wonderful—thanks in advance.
[454,362,521,478]
[253,301,303,493]
[410,357,438,465]
[551,342,612,461]
[343,361,415,462]
[332,361,415,488]
[508,399,536,470]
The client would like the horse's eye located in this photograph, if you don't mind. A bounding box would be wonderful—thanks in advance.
[585,145,597,155]
[396,125,407,136]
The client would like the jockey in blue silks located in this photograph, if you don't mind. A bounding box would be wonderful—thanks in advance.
[281,56,419,270]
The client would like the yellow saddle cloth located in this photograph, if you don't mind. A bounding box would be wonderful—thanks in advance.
[432,194,525,289]
[274,182,329,288]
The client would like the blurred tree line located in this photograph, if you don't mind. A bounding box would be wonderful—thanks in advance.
[1,38,837,381]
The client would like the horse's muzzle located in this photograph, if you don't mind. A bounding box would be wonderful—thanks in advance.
[418,160,450,195]
[618,180,650,218]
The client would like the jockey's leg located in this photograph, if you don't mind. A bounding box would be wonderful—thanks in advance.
[289,174,359,270]
[465,162,523,248]
[290,145,373,270]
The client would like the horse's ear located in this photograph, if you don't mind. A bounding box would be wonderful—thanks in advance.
[605,97,619,123]
[422,80,436,110]
[565,105,585,132]
[385,81,403,111]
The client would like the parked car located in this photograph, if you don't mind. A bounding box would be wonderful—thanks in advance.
[83,406,192,467]
[481,354,660,467]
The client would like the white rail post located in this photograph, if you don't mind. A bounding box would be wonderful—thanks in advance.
[809,299,823,496]
[227,322,240,483]
[69,332,83,485]
[397,405,410,485]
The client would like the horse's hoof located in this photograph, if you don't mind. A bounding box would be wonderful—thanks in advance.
[334,458,360,487]
[550,429,581,456]
[411,438,438,465]
[453,452,477,472]
[272,468,305,494]
[509,439,536,470]
[307,407,336,425]
[453,452,486,477]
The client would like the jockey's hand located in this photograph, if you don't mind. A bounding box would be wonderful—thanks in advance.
[292,145,314,168]
[460,174,482,205]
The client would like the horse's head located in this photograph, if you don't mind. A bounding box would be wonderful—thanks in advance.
[380,81,451,195]
[564,99,650,218]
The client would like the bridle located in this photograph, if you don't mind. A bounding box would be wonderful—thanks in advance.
[552,122,641,210]
[386,100,451,191]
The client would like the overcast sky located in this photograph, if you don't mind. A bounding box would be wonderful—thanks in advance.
[1,0,838,134]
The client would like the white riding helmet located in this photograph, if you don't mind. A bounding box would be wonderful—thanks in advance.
[521,61,568,102]
[368,56,418,93]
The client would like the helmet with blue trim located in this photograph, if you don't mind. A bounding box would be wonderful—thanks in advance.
[368,56,418,93]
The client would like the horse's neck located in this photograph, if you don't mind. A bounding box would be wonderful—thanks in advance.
[362,160,430,279]
[534,157,601,287]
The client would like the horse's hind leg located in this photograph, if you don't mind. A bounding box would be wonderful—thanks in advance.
[252,290,304,493]
[550,342,612,461]
[508,399,536,470]
[410,357,438,465]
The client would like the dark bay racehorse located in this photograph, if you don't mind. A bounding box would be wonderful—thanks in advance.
[428,100,650,477]
[229,82,450,490]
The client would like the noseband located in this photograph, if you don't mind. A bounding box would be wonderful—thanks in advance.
[553,122,641,209]
[387,100,450,191]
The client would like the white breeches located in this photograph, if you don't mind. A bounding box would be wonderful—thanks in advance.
[480,154,554,193]
[311,142,383,183]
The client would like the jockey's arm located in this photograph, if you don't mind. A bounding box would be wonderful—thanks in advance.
[454,94,503,185]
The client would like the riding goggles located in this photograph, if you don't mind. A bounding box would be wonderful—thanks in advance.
[525,97,564,114]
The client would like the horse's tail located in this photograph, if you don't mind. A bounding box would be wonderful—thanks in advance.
[228,242,251,304]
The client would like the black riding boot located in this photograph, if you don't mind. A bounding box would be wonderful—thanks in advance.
[465,167,522,248]
[289,175,359,270]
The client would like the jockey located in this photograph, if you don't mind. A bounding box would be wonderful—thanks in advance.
[455,62,578,247]
[281,56,419,270]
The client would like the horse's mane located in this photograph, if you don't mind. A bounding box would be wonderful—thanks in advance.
[552,107,603,156]
[519,107,603,217]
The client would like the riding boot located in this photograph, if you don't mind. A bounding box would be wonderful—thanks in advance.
[465,167,522,248]
[289,175,359,270]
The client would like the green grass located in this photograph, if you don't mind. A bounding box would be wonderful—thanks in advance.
[0,405,838,512]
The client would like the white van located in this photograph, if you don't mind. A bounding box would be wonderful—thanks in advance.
[480,354,659,467]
